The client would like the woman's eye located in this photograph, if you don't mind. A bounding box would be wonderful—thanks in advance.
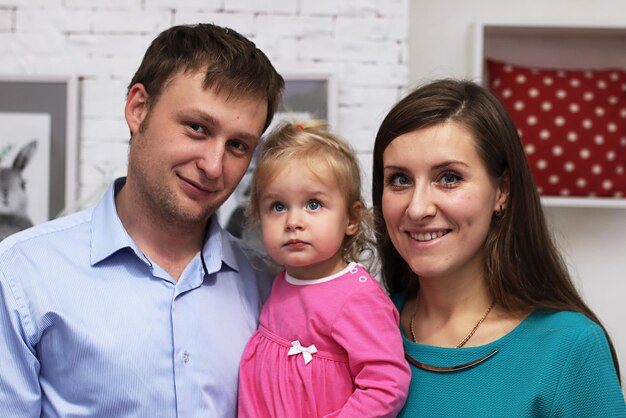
[306,200,322,211]
[386,173,412,187]
[440,172,461,187]
[271,202,286,212]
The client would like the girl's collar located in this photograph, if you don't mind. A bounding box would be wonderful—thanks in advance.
[285,262,358,286]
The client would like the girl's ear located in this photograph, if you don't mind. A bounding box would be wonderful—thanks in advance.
[494,170,510,213]
[346,202,362,237]
[125,83,150,137]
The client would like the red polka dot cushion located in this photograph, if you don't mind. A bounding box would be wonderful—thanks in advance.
[487,58,626,197]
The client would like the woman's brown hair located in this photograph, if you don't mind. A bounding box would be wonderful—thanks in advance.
[372,78,620,378]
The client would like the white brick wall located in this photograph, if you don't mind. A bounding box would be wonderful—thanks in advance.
[0,0,409,209]
[0,7,13,31]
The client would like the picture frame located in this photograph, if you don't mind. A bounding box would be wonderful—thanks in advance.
[275,73,338,128]
[0,75,78,234]
[219,73,338,245]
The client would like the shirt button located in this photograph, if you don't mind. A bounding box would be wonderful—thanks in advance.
[183,352,190,363]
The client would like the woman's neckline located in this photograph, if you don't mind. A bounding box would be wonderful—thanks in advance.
[399,293,536,350]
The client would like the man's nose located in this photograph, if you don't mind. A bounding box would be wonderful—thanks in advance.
[197,141,225,180]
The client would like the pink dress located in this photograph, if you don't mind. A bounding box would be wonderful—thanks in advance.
[238,262,410,418]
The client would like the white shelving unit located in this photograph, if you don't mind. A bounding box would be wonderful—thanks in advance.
[541,196,626,208]
[467,19,626,396]
[473,20,626,209]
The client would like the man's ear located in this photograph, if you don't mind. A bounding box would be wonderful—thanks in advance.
[346,202,362,237]
[125,83,150,137]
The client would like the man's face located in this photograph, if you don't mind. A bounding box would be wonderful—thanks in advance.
[124,70,268,228]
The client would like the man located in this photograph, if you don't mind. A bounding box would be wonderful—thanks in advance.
[0,23,284,417]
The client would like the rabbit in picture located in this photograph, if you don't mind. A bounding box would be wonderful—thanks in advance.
[0,140,38,241]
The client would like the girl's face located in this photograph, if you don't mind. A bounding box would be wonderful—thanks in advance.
[381,122,508,284]
[258,160,358,280]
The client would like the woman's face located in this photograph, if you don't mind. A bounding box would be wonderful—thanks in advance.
[381,122,508,283]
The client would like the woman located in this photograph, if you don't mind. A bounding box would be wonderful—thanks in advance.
[372,79,626,416]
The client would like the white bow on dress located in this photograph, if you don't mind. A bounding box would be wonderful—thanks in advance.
[288,340,318,365]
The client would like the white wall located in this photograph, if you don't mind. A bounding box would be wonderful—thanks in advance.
[0,0,409,206]
[409,0,626,387]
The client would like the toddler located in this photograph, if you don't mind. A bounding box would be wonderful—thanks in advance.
[237,121,410,417]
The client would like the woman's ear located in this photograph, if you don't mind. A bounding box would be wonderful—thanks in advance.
[494,170,510,213]
[346,202,362,237]
[125,83,150,137]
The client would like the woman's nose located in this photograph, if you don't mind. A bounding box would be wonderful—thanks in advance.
[405,185,437,220]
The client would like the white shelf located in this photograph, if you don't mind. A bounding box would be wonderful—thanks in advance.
[473,20,626,82]
[541,196,626,209]
[474,19,626,210]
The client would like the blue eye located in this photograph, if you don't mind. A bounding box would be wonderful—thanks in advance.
[227,139,249,156]
[395,176,411,186]
[271,202,286,212]
[440,172,462,187]
[306,200,322,211]
[386,173,412,188]
[188,123,206,134]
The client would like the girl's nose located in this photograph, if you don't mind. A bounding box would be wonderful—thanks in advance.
[285,210,304,231]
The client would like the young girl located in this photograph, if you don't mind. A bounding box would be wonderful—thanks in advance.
[238,121,410,418]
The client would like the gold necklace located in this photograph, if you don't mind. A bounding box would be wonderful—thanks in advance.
[409,300,495,348]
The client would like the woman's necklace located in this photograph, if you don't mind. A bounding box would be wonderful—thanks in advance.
[409,300,496,348]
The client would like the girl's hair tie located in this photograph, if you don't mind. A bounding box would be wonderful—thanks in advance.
[295,124,304,130]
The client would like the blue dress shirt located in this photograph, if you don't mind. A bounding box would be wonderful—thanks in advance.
[0,178,273,417]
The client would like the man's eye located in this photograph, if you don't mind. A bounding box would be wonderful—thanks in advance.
[228,140,249,156]
[188,123,206,134]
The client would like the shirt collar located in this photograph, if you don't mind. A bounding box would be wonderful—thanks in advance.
[90,178,146,266]
[91,177,240,273]
[202,215,240,274]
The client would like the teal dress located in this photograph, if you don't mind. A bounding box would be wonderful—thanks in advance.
[393,295,626,417]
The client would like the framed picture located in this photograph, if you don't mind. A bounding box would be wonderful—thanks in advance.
[274,74,338,128]
[219,73,338,247]
[0,76,78,240]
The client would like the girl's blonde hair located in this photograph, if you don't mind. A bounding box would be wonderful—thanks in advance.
[247,119,375,266]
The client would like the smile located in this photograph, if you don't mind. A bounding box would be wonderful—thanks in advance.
[409,230,450,242]
[179,175,219,194]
